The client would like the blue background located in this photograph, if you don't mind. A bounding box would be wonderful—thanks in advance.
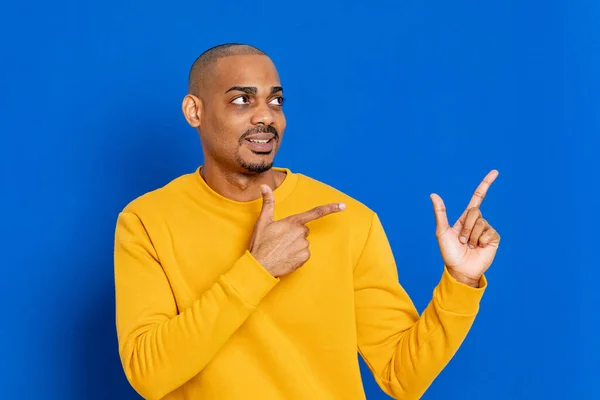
[1,0,596,399]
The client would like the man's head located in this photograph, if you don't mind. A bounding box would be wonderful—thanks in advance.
[182,43,285,175]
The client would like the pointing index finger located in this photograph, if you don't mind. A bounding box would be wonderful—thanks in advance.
[454,170,499,228]
[466,169,499,210]
[289,202,346,225]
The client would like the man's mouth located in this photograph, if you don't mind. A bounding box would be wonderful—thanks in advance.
[247,138,271,144]
[244,137,275,153]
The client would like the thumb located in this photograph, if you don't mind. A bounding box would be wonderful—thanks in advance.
[430,193,450,236]
[256,184,275,227]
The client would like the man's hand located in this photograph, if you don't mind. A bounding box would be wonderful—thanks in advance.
[429,170,501,287]
[249,185,346,278]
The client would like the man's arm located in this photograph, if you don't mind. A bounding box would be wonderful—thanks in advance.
[354,213,486,400]
[114,212,279,400]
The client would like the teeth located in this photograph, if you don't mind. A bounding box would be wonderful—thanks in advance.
[249,139,269,144]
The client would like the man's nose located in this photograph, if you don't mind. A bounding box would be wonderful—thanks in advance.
[250,104,275,126]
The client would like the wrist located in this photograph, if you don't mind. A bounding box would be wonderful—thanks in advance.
[447,268,481,288]
[250,252,276,277]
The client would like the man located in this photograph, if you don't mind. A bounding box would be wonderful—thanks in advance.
[114,43,500,400]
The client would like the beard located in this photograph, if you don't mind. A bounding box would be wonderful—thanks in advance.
[236,154,273,174]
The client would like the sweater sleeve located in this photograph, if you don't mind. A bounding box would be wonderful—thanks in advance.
[354,213,486,400]
[114,212,279,400]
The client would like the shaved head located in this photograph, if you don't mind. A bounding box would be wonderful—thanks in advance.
[182,43,285,179]
[188,43,267,96]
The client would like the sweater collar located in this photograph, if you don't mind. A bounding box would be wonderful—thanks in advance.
[192,165,299,212]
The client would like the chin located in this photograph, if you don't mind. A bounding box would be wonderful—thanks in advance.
[237,156,274,174]
[242,163,273,174]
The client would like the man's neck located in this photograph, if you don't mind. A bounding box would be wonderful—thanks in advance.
[199,163,286,202]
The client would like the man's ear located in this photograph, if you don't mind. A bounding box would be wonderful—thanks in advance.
[182,94,202,128]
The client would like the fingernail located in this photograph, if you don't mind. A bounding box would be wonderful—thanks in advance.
[460,236,467,244]
[261,185,268,194]
[468,243,475,249]
[338,202,346,210]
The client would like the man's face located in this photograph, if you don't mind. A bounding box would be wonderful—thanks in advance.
[195,54,286,174]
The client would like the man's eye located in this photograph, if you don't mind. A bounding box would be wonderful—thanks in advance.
[270,96,284,106]
[232,96,250,105]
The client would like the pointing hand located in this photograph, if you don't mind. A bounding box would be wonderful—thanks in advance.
[249,185,346,278]
[430,170,501,287]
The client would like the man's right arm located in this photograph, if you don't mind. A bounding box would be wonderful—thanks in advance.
[114,212,279,400]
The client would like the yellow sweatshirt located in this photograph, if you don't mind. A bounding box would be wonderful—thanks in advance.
[114,166,486,400]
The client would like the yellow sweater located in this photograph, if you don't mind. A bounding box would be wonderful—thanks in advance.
[114,166,486,400]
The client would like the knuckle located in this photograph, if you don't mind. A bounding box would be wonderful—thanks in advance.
[467,206,479,215]
[473,190,485,199]
[301,248,311,260]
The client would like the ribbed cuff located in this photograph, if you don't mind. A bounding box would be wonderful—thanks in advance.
[221,250,280,307]
[434,267,487,315]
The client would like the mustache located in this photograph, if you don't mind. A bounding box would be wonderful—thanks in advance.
[239,125,279,142]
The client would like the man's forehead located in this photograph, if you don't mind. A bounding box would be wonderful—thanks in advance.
[211,54,281,89]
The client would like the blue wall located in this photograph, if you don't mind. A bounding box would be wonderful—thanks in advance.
[1,0,596,399]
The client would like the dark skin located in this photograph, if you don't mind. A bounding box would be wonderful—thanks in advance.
[182,54,288,202]
[181,54,346,277]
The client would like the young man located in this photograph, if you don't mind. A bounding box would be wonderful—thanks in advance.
[114,43,501,400]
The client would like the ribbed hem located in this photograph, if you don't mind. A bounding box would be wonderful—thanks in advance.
[221,250,280,307]
[434,267,487,315]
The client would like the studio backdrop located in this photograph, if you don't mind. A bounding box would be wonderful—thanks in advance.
[1,0,595,399]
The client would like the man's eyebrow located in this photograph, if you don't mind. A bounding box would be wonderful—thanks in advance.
[225,86,257,95]
[224,86,284,95]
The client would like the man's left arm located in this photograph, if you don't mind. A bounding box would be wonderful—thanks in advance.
[354,212,486,400]
[355,170,500,400]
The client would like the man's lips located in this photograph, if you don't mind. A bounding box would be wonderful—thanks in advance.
[244,132,276,141]
[244,135,275,152]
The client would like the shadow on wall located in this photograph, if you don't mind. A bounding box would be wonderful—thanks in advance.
[68,104,199,399]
